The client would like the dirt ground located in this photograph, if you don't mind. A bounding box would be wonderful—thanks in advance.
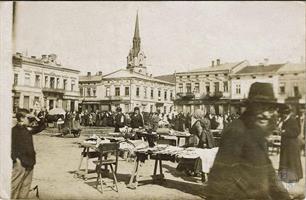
[29,127,305,200]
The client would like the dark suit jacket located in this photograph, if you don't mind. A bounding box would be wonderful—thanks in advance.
[11,121,45,170]
[204,113,290,200]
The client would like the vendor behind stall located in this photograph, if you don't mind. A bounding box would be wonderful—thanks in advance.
[188,109,214,148]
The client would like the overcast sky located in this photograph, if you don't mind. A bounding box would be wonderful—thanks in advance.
[14,1,305,76]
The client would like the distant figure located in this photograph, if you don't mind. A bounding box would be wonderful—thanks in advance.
[278,105,303,184]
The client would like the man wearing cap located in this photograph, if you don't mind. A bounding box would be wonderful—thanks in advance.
[204,82,290,200]
[11,108,46,199]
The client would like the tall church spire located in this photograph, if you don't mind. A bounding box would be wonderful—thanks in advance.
[127,11,147,74]
[134,11,140,39]
[132,12,141,57]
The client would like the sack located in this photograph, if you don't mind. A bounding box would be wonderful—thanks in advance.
[156,128,170,135]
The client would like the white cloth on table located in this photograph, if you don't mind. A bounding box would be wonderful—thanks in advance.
[176,147,219,173]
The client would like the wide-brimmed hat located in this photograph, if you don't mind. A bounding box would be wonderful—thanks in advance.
[245,82,281,105]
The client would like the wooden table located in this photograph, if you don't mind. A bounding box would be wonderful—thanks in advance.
[75,142,99,180]
[126,149,177,189]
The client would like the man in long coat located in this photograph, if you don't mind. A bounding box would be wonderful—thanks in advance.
[278,105,303,183]
[204,82,290,200]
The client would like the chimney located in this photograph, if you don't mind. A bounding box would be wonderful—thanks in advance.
[87,72,91,76]
[263,58,269,66]
[16,52,23,58]
[48,54,57,62]
[216,59,220,66]
[212,60,215,67]
[98,71,102,76]
[41,54,48,62]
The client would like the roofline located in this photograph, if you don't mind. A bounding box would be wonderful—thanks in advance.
[175,61,247,75]
[102,68,175,85]
[15,57,80,73]
[175,69,230,75]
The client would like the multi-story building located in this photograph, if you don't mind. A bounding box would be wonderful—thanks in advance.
[79,71,103,111]
[230,61,306,114]
[174,60,248,114]
[79,13,175,113]
[230,63,284,100]
[12,53,80,112]
[277,63,306,105]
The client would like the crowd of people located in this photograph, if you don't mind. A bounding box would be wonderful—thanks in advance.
[11,82,305,199]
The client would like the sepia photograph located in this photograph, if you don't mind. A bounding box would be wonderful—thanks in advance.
[0,1,305,200]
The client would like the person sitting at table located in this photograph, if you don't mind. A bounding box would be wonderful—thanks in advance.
[130,107,144,129]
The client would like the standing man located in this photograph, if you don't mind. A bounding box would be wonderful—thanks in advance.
[114,107,126,132]
[278,105,303,184]
[130,107,144,129]
[11,108,46,199]
[204,82,290,200]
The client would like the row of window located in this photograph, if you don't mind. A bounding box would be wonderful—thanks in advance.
[178,74,228,79]
[234,84,300,95]
[81,86,173,100]
[14,73,76,91]
[178,82,229,93]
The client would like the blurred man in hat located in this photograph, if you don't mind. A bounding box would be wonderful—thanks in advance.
[11,108,46,199]
[278,104,303,185]
[204,82,290,200]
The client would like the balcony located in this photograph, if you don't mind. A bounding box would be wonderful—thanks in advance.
[176,92,195,100]
[201,91,223,100]
[108,96,122,101]
[42,87,65,94]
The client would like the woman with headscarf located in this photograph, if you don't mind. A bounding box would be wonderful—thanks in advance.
[189,109,215,148]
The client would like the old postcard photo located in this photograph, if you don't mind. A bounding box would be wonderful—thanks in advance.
[0,1,305,200]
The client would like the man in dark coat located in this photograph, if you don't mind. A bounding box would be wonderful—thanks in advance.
[278,105,303,183]
[114,107,126,132]
[130,107,144,129]
[204,82,290,200]
[11,108,46,199]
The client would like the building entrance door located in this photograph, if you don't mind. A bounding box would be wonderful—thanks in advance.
[23,96,29,110]
[49,99,54,110]
[71,100,75,112]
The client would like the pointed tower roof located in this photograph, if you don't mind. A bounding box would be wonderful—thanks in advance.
[133,11,140,39]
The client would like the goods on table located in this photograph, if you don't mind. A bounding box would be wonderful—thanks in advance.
[169,130,191,137]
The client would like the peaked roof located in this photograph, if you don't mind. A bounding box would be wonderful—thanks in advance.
[134,12,140,39]
[188,61,245,73]
[102,68,174,85]
[236,64,285,74]
[154,74,176,83]
[277,63,305,73]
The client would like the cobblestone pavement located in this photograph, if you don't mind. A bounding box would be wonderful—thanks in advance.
[29,127,305,200]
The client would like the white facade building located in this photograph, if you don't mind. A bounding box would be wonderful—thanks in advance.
[12,53,80,112]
